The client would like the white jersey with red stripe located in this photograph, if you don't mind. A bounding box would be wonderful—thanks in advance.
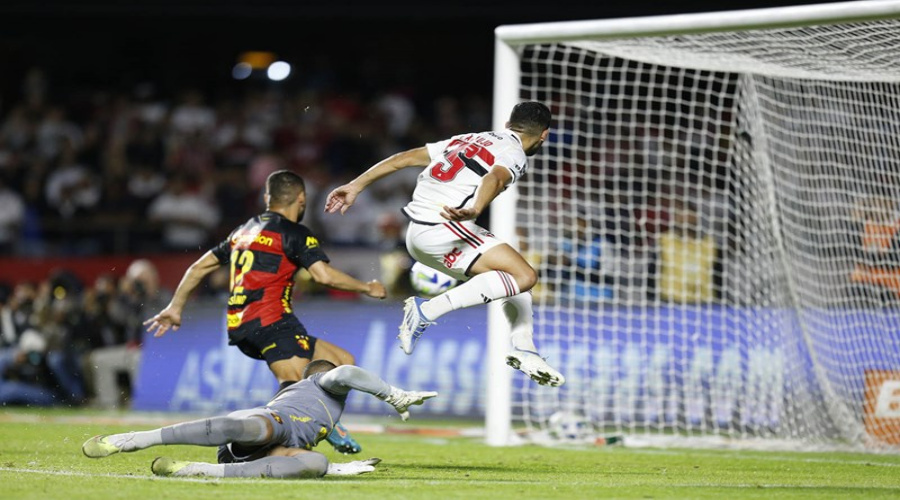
[401,129,528,225]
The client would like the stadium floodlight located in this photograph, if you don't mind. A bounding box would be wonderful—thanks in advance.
[267,61,291,81]
[489,0,900,451]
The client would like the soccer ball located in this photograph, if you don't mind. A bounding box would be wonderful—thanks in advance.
[547,411,592,441]
[409,261,458,297]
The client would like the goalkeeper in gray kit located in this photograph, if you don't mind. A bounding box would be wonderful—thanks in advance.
[82,361,437,478]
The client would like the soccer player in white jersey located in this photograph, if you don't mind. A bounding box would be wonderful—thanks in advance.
[324,101,564,387]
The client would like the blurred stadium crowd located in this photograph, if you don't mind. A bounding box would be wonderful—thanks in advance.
[0,67,492,256]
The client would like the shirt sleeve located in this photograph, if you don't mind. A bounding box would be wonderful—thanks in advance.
[285,224,330,269]
[495,147,528,184]
[210,234,233,264]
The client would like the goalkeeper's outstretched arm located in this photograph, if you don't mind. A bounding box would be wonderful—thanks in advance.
[318,365,437,421]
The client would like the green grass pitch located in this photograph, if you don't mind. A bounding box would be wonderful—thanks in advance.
[1,408,899,499]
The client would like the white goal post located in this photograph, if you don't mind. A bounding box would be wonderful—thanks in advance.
[488,0,900,450]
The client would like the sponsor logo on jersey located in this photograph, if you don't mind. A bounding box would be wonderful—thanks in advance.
[306,236,319,248]
[443,247,462,268]
[227,293,247,306]
[232,232,274,248]
[290,414,312,423]
[270,412,283,425]
[226,312,243,328]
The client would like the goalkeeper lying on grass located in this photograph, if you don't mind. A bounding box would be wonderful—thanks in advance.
[82,361,437,479]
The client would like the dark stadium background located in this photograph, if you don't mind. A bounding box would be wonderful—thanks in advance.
[0,0,843,110]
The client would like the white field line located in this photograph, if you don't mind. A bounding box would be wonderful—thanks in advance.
[0,467,898,489]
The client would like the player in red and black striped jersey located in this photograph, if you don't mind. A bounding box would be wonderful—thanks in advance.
[144,170,386,453]
[209,209,331,353]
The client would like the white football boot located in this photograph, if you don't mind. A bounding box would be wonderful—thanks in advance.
[506,349,565,387]
[397,297,435,355]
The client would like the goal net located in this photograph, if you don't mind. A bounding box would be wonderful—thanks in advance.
[488,0,900,451]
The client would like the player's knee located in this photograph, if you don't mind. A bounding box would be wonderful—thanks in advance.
[513,266,538,292]
[218,417,248,440]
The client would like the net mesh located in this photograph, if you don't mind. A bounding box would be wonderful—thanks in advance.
[513,19,900,450]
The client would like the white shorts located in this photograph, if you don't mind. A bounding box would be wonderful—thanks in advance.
[405,220,506,282]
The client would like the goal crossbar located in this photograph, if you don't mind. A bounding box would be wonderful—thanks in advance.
[495,0,900,43]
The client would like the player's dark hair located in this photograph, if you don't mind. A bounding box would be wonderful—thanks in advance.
[266,170,306,207]
[508,101,552,135]
[303,359,338,378]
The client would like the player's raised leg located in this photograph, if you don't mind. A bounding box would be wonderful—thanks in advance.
[420,243,534,317]
[412,242,563,386]
[397,227,531,355]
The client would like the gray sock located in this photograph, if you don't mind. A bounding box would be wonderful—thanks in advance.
[223,454,329,479]
[160,416,268,447]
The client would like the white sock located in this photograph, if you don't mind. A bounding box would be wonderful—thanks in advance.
[182,462,225,477]
[111,430,163,452]
[420,271,521,320]
[501,292,538,352]
[131,429,164,450]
